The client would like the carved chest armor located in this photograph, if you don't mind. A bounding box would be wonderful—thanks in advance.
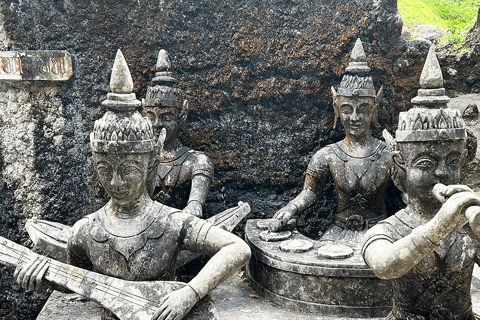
[328,141,390,225]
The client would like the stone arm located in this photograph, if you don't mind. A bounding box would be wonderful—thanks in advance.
[154,215,250,320]
[183,153,214,218]
[270,148,329,231]
[363,189,480,280]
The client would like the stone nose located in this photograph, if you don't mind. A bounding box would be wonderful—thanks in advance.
[350,108,360,121]
[434,163,449,181]
[110,171,125,187]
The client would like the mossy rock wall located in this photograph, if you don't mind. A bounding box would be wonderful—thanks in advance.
[0,0,428,318]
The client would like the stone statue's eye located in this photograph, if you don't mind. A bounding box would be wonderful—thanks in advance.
[413,158,436,169]
[97,165,110,175]
[448,158,460,166]
[341,105,353,114]
[146,111,155,121]
[123,165,140,175]
[160,112,175,121]
[358,104,370,113]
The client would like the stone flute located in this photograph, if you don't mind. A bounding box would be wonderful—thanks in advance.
[362,47,480,320]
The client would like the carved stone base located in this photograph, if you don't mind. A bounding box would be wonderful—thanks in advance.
[37,291,219,320]
[245,220,393,318]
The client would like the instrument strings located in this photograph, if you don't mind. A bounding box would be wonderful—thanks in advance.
[0,241,161,313]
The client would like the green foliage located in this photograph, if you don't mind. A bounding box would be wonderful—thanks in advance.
[398,0,479,51]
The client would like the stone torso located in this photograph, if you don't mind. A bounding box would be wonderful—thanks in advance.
[67,202,205,281]
[307,139,391,229]
[153,146,213,209]
[364,213,477,320]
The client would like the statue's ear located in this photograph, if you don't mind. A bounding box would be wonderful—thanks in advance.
[375,85,384,107]
[147,128,166,197]
[459,149,468,166]
[332,87,339,128]
[179,99,189,125]
[383,129,405,170]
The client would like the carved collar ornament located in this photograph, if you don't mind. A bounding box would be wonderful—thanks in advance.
[390,47,467,143]
[144,49,183,109]
[336,38,376,98]
[90,50,156,154]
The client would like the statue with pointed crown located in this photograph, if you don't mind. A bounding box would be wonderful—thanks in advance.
[362,46,480,320]
[142,49,213,218]
[269,39,390,252]
[11,50,250,320]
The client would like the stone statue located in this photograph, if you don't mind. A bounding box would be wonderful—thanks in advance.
[9,50,250,320]
[142,49,213,218]
[270,39,389,250]
[362,47,480,320]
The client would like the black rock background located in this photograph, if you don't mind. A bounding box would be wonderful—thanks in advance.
[0,0,434,318]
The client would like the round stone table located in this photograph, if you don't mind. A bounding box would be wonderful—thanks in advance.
[245,219,393,318]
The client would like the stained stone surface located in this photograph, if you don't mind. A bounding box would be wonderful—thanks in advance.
[0,0,431,318]
[0,51,72,81]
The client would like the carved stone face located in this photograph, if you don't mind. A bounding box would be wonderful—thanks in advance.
[143,106,179,143]
[336,96,375,138]
[400,140,465,207]
[94,152,150,206]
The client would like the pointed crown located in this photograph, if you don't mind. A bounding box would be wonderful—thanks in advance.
[336,39,376,98]
[91,50,155,154]
[394,47,466,142]
[144,49,183,109]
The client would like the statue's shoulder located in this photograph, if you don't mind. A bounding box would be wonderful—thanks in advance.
[309,144,337,166]
[184,148,214,177]
[71,211,99,235]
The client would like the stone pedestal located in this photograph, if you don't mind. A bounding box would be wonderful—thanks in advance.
[245,220,392,318]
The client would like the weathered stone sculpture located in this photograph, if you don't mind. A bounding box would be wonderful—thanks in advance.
[362,47,480,320]
[245,39,393,317]
[6,50,251,320]
[271,38,389,251]
[142,49,213,218]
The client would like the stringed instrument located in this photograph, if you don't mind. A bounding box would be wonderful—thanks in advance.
[0,236,216,320]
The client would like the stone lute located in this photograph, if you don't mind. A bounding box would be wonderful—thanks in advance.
[0,236,212,320]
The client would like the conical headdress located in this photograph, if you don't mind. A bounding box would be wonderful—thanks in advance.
[336,39,376,98]
[394,47,466,143]
[144,49,183,109]
[90,50,155,154]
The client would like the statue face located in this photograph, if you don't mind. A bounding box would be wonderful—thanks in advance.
[337,96,375,138]
[94,152,150,206]
[143,106,179,142]
[401,140,465,207]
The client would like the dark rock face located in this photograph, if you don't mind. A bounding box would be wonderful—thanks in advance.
[0,0,428,318]
[439,44,480,97]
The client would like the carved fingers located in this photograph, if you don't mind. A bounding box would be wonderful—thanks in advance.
[14,257,49,292]
[433,183,474,202]
[154,286,198,320]
[270,206,295,232]
[428,191,480,244]
[184,201,203,218]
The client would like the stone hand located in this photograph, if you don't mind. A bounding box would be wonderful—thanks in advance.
[432,183,474,203]
[14,256,49,292]
[433,183,480,234]
[154,285,199,320]
[271,204,297,232]
[183,201,203,218]
[428,188,480,245]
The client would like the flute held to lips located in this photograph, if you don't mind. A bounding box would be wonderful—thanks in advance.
[433,183,480,234]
